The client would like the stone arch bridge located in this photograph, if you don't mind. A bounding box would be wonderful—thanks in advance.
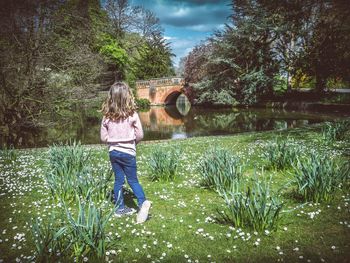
[136,77,185,105]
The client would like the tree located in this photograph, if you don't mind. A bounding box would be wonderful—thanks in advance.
[183,42,212,84]
[104,0,162,41]
[46,0,105,93]
[258,0,350,93]
[183,0,350,106]
[134,33,175,80]
[0,0,175,137]
[301,0,350,92]
[0,0,107,132]
[184,0,278,106]
[102,0,174,82]
[0,0,57,127]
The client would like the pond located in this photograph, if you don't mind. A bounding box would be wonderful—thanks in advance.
[1,100,349,149]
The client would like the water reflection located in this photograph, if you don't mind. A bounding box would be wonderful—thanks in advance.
[1,101,349,149]
[139,106,348,141]
[176,94,191,116]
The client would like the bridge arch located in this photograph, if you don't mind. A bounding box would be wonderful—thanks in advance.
[162,86,183,105]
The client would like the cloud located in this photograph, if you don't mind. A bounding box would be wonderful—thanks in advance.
[163,36,176,40]
[134,0,231,32]
[186,24,217,32]
[162,5,230,30]
[157,0,229,7]
[169,38,195,49]
[167,36,206,66]
[131,0,231,66]
[171,7,191,17]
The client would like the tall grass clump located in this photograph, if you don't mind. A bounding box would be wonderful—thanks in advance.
[293,152,349,202]
[263,136,300,170]
[46,141,112,202]
[148,147,180,181]
[64,198,114,260]
[322,121,350,142]
[0,144,18,165]
[218,175,283,232]
[31,215,67,261]
[45,166,113,202]
[197,148,243,191]
[48,140,88,174]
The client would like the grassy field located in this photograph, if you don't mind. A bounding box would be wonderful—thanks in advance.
[0,123,349,263]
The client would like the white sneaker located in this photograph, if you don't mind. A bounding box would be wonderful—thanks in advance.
[136,200,152,224]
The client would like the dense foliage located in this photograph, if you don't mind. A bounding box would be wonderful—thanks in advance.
[0,0,174,136]
[182,0,350,106]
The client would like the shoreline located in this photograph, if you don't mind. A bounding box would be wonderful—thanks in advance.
[10,124,322,152]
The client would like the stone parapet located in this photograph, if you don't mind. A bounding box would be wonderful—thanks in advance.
[136,78,185,105]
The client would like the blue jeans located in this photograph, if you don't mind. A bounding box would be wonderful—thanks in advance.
[109,150,146,210]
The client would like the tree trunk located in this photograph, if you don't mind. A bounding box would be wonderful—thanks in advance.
[315,73,325,94]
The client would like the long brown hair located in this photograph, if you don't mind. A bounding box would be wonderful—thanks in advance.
[101,82,136,120]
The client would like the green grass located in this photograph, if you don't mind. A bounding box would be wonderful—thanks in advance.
[0,123,350,262]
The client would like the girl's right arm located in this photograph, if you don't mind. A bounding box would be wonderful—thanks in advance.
[134,113,144,144]
[100,117,108,143]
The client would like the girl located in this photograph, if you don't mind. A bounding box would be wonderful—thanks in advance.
[100,81,151,223]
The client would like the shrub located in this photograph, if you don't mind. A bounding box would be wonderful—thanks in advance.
[263,137,300,170]
[148,147,180,181]
[194,80,238,106]
[238,69,274,106]
[218,175,283,232]
[197,148,243,191]
[322,121,350,142]
[135,98,151,111]
[293,152,349,202]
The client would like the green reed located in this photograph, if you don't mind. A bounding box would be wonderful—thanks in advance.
[263,137,300,170]
[218,175,283,232]
[148,147,180,181]
[46,166,113,202]
[46,141,112,202]
[322,121,350,142]
[64,198,114,260]
[198,148,243,191]
[293,152,349,202]
[0,144,18,165]
[48,140,88,175]
[31,215,67,262]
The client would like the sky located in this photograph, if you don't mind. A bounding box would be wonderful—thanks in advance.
[131,0,232,67]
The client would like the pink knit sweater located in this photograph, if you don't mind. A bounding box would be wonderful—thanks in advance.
[100,112,144,156]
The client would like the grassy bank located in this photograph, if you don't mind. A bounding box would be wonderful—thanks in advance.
[0,122,349,262]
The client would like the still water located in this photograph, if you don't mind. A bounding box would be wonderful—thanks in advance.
[2,102,349,149]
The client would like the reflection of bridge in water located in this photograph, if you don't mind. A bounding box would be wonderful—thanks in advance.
[136,77,186,105]
[139,106,188,140]
[139,107,182,129]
